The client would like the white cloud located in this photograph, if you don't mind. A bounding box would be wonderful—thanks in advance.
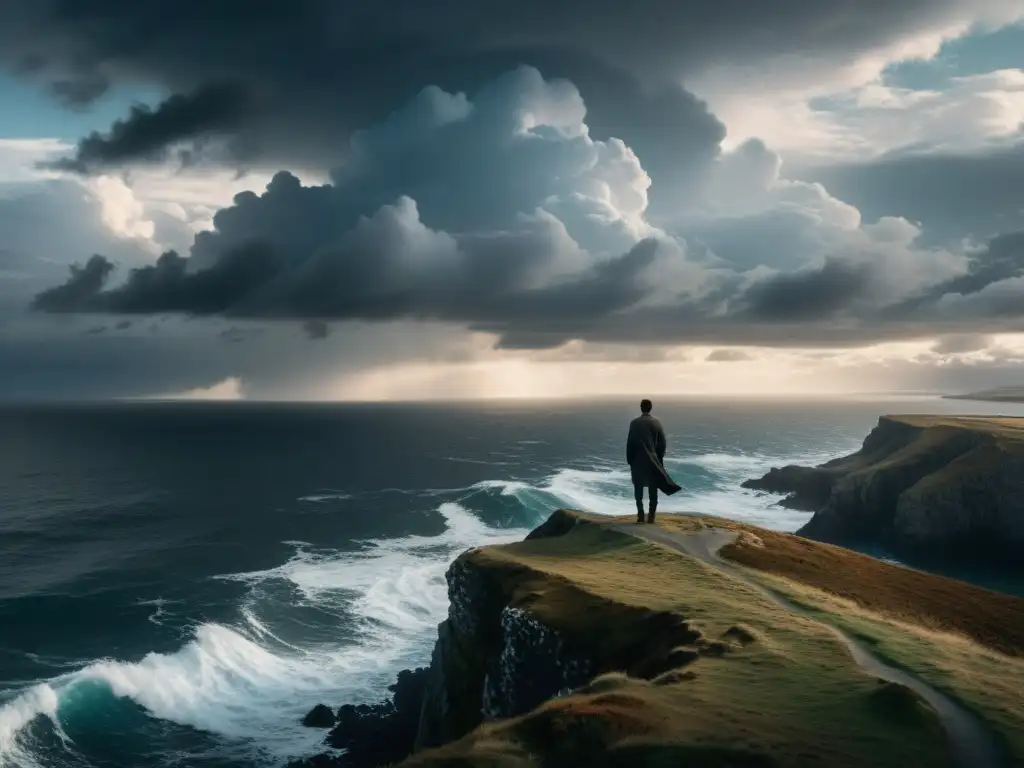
[153,376,245,400]
[8,60,1024,399]
[690,12,1024,163]
[85,175,157,242]
[681,140,968,302]
[808,69,1024,160]
[0,138,71,183]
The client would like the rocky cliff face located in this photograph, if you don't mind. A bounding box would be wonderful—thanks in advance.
[416,509,683,750]
[294,510,704,767]
[743,415,1024,565]
[416,557,597,750]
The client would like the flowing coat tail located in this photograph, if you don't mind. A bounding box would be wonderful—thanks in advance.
[626,414,682,495]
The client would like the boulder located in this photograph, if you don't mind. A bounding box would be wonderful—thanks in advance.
[301,703,336,728]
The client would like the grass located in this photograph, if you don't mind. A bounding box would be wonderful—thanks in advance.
[885,414,1024,439]
[711,520,1024,765]
[741,571,1024,766]
[404,517,952,767]
[715,522,1024,656]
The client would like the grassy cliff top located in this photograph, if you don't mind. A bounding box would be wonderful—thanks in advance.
[636,512,1024,762]
[718,522,1024,763]
[406,512,959,768]
[885,413,1024,437]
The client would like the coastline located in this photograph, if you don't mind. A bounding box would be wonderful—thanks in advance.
[291,509,1024,768]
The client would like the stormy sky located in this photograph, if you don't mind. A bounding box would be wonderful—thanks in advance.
[2,1,1024,399]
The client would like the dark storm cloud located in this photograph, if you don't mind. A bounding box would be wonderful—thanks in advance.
[931,334,992,355]
[21,56,1024,353]
[33,255,115,313]
[33,246,283,315]
[886,231,1024,316]
[31,215,661,351]
[301,320,330,340]
[46,83,258,173]
[706,349,753,362]
[219,326,266,343]
[740,259,872,321]
[37,222,1024,350]
[0,317,503,400]
[805,139,1024,241]
[928,231,1024,296]
[0,0,994,177]
[0,336,218,401]
[28,59,1024,353]
[51,72,111,108]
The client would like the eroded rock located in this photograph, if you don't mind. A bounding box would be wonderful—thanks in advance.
[301,704,336,728]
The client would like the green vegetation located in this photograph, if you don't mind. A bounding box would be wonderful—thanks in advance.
[885,413,1024,438]
[717,525,1024,765]
[743,414,1024,563]
[713,519,1024,656]
[406,517,952,767]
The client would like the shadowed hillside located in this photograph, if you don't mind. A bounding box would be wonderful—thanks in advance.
[743,415,1024,566]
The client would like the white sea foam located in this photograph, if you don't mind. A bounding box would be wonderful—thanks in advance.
[470,448,842,529]
[0,502,530,768]
[134,598,178,627]
[0,684,60,767]
[0,446,833,768]
[461,479,533,496]
[297,491,352,503]
[674,452,778,473]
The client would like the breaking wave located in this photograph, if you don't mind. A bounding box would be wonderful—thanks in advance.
[0,447,831,767]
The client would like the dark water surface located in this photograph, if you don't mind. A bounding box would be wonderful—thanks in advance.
[1,397,1021,767]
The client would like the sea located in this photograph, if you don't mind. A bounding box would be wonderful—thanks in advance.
[1,396,1022,768]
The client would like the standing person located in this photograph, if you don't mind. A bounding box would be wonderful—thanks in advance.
[626,399,682,523]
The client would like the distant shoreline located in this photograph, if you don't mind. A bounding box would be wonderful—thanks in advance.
[943,389,1024,404]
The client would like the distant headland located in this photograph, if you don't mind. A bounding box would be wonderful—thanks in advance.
[944,386,1024,403]
[743,414,1024,568]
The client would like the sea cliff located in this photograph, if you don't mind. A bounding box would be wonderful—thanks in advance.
[289,508,1024,768]
[743,414,1024,565]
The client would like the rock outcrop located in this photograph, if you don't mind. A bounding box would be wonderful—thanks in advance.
[743,415,1024,565]
[292,668,427,768]
[416,509,702,751]
[287,508,1021,768]
[301,704,336,729]
[293,509,704,767]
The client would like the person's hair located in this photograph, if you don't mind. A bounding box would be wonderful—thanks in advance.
[640,398,653,413]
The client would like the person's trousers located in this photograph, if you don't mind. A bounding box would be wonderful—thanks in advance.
[633,484,658,521]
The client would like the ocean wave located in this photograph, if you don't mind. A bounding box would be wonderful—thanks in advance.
[0,684,60,768]
[0,623,331,768]
[671,451,778,473]
[458,447,837,528]
[0,446,830,767]
[0,502,530,768]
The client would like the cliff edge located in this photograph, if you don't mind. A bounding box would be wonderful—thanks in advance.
[291,509,1024,768]
[743,415,1024,565]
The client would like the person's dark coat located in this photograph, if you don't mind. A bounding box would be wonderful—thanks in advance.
[626,414,682,494]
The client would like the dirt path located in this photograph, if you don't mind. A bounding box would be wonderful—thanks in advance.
[611,522,1005,768]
